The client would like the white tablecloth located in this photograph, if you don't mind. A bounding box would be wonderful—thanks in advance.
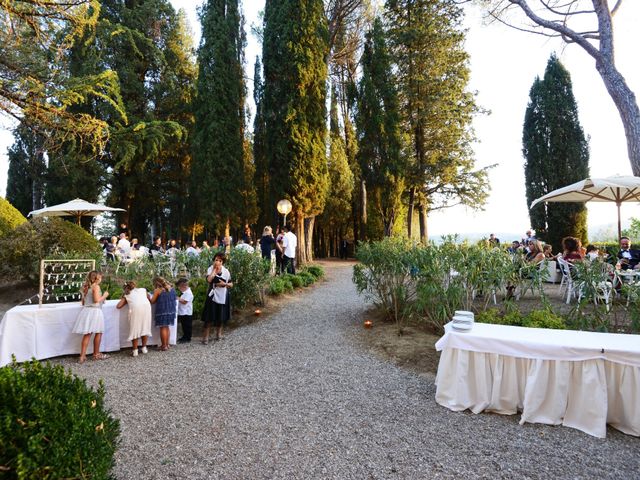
[435,323,640,438]
[0,300,177,366]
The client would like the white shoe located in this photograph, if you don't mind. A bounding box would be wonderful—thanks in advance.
[141,347,148,354]
[132,349,138,357]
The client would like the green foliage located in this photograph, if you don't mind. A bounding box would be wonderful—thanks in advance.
[0,218,101,282]
[226,250,270,309]
[523,309,566,329]
[297,271,315,286]
[283,273,303,289]
[188,277,209,319]
[304,265,325,279]
[356,17,406,237]
[0,197,28,238]
[0,359,120,478]
[268,277,286,296]
[524,54,590,252]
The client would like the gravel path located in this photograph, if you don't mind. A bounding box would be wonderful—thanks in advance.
[57,260,640,479]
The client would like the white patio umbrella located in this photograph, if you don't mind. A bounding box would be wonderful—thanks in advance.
[28,198,126,225]
[529,175,640,242]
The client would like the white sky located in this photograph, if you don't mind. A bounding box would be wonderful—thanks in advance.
[1,0,638,241]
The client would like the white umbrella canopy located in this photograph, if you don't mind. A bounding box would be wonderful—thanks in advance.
[529,175,640,241]
[28,198,125,225]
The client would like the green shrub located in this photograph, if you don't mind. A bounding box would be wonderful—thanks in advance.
[0,359,120,478]
[501,310,524,326]
[268,277,285,296]
[0,217,102,282]
[523,309,566,329]
[188,277,208,319]
[281,277,294,293]
[297,271,315,286]
[283,273,303,289]
[226,250,270,309]
[476,308,501,324]
[0,197,27,238]
[305,264,324,279]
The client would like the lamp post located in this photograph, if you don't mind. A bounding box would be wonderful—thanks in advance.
[277,199,292,227]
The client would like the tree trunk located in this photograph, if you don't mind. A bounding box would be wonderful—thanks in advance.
[418,204,428,243]
[360,180,367,240]
[295,214,306,265]
[595,61,640,174]
[304,216,315,262]
[407,187,415,238]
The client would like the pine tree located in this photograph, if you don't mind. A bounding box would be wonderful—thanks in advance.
[191,0,248,237]
[262,0,329,262]
[6,123,46,216]
[524,54,589,251]
[356,18,405,238]
[386,0,489,241]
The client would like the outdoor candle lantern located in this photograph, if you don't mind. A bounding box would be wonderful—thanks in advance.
[254,309,262,316]
[364,319,373,329]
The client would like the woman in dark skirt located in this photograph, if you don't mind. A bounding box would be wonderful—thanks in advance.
[149,276,177,351]
[201,252,233,343]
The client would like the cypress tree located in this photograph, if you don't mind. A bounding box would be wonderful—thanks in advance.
[356,18,405,238]
[192,0,248,237]
[253,56,270,230]
[524,54,589,251]
[262,0,329,262]
[6,123,46,216]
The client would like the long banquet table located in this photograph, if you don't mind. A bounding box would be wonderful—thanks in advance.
[0,300,177,366]
[435,322,640,438]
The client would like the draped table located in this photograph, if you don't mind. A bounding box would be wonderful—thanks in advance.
[0,300,177,366]
[435,322,640,438]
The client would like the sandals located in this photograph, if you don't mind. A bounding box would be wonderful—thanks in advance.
[202,337,209,345]
[92,353,110,361]
[78,356,87,364]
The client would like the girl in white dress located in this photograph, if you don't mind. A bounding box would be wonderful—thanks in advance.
[73,270,109,363]
[116,281,152,357]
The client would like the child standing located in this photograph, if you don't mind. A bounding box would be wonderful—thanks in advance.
[176,278,194,343]
[116,281,152,356]
[149,276,177,351]
[72,270,110,363]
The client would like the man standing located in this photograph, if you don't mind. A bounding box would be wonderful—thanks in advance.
[617,236,640,270]
[489,233,500,247]
[282,225,297,274]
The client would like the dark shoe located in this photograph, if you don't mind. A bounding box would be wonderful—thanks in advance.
[178,337,191,344]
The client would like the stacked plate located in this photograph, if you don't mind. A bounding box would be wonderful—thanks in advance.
[452,310,474,332]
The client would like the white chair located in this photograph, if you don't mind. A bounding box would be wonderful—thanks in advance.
[557,257,578,304]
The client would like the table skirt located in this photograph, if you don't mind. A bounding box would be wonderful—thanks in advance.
[0,301,177,366]
[435,348,640,438]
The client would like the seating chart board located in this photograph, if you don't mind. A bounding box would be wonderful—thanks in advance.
[38,259,96,306]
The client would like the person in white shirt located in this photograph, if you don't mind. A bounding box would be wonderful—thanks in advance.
[116,233,131,258]
[282,224,297,274]
[185,240,200,256]
[235,240,255,254]
[176,278,194,343]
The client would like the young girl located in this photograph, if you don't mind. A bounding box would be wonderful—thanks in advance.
[149,276,177,351]
[201,252,233,343]
[116,281,152,357]
[72,270,110,363]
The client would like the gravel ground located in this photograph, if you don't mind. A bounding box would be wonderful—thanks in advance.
[54,260,640,479]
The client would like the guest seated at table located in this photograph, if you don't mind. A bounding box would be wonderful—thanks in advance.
[150,236,164,254]
[585,244,601,261]
[525,240,545,263]
[185,240,200,256]
[562,236,584,263]
[616,236,640,270]
[116,233,130,258]
[105,236,117,261]
[508,240,522,254]
[166,239,179,257]
[543,244,557,260]
[131,238,140,250]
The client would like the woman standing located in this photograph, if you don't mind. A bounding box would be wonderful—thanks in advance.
[149,276,177,351]
[201,252,233,343]
[259,226,276,261]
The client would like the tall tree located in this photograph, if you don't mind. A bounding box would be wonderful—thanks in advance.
[192,0,249,237]
[481,0,640,175]
[386,0,489,242]
[524,54,590,251]
[253,56,270,230]
[356,17,405,238]
[262,0,330,262]
[0,0,122,153]
[6,123,46,216]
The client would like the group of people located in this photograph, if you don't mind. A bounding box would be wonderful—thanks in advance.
[258,225,297,274]
[72,252,234,363]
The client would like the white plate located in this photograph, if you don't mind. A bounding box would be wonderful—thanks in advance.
[452,323,472,331]
[452,316,474,324]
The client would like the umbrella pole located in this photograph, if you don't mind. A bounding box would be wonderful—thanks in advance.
[617,202,622,243]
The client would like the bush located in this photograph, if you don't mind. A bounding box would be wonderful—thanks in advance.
[226,250,270,309]
[0,217,102,282]
[283,273,303,289]
[0,197,27,238]
[268,277,285,296]
[523,309,566,329]
[0,359,120,478]
[297,271,315,286]
[305,264,324,279]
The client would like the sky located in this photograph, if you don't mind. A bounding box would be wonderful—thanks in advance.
[1,1,639,241]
